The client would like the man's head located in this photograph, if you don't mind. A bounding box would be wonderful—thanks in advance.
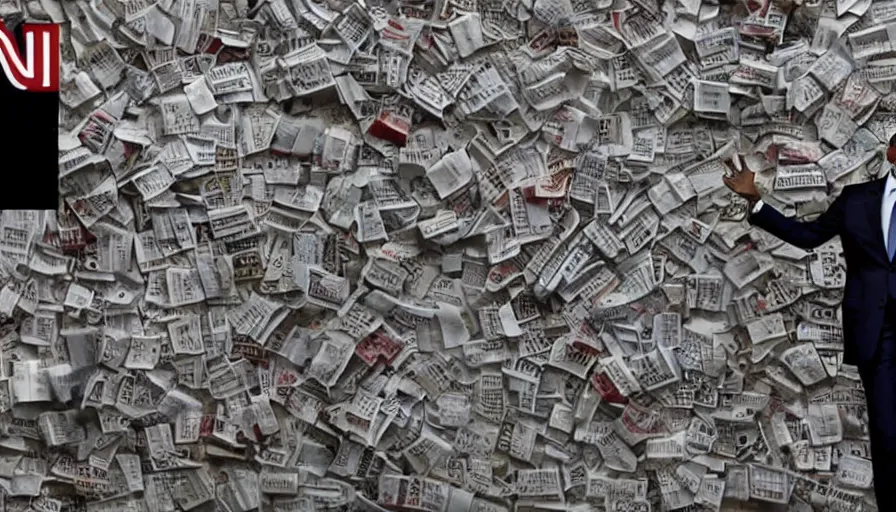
[888,133,896,164]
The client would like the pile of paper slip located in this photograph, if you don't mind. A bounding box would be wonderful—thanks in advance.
[2,0,892,509]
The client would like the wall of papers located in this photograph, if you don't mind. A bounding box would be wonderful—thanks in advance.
[11,0,889,509]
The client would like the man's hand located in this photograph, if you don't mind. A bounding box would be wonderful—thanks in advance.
[722,155,761,203]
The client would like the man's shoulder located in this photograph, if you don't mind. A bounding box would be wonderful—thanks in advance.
[842,177,886,196]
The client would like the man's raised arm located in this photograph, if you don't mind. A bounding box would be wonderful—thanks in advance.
[722,156,847,250]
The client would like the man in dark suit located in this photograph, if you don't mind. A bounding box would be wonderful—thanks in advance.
[724,140,896,509]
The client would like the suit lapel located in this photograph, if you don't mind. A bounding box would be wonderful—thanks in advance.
[864,177,889,261]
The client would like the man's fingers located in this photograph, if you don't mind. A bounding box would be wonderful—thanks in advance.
[723,173,739,185]
[722,175,736,191]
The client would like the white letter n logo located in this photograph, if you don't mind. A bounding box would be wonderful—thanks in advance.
[0,22,59,92]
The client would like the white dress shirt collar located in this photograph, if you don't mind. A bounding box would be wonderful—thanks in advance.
[881,166,896,255]
[887,166,896,195]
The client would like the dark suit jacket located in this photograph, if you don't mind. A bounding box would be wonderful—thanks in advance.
[750,177,896,367]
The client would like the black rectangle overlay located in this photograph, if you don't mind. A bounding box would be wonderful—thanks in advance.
[0,21,59,210]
